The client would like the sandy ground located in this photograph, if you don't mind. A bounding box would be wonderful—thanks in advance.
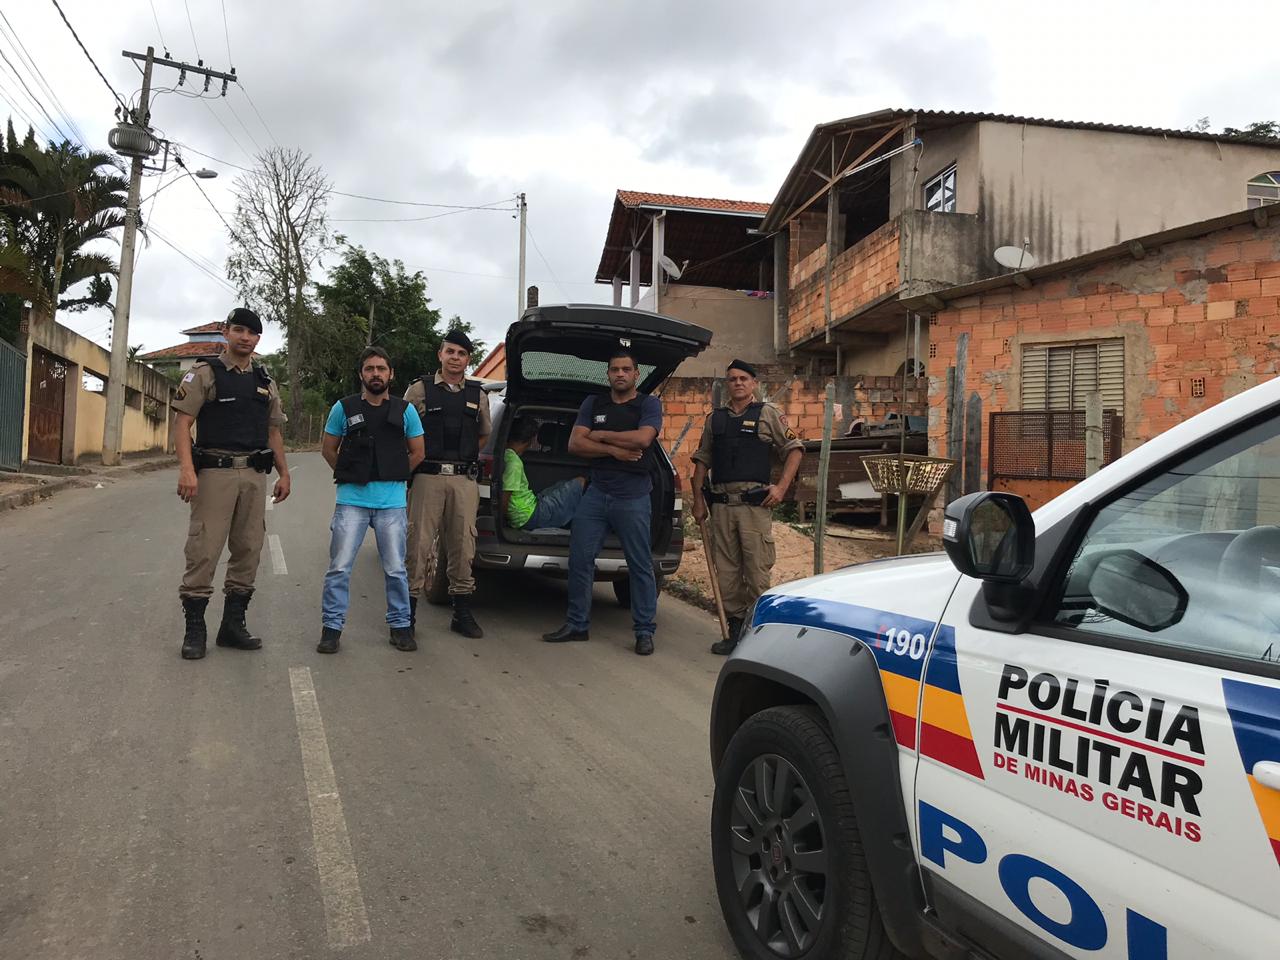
[672,517,942,608]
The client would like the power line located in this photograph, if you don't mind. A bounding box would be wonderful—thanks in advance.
[524,222,568,301]
[330,200,516,224]
[147,0,170,55]
[0,75,57,143]
[330,189,514,210]
[0,12,88,145]
[200,97,254,160]
[175,153,241,241]
[149,226,237,292]
[220,0,233,64]
[183,0,202,61]
[236,84,280,147]
[0,46,73,143]
[172,140,251,171]
[47,0,128,112]
[222,97,263,153]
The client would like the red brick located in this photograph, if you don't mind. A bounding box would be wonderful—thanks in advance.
[1163,290,1187,306]
[1231,280,1262,298]
[1226,262,1257,282]
[1195,321,1224,340]
[1250,297,1279,317]
[1040,316,1067,332]
[1117,308,1145,323]
[1207,282,1233,300]
[1152,343,1178,361]
[1175,304,1206,322]
[1166,324,1197,344]
[1227,318,1261,338]
[1206,300,1235,321]
[1242,240,1276,260]
[1157,380,1182,397]
[1060,297,1088,315]
[1204,340,1234,360]
[1257,261,1280,279]
[1205,243,1242,267]
[1137,293,1164,308]
[1176,342,1206,361]
[1261,277,1280,297]
[1109,293,1139,310]
[1146,307,1176,327]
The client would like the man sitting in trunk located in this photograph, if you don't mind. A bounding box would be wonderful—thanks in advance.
[503,417,586,530]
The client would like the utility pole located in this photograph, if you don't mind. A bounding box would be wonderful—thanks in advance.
[365,297,377,346]
[102,47,237,465]
[516,192,527,318]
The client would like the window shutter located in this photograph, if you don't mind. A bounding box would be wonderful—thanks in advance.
[1020,339,1123,411]
[1021,345,1048,409]
[1047,348,1074,409]
[1097,339,1125,410]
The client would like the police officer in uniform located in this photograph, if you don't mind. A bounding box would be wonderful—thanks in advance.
[173,308,290,660]
[691,359,803,655]
[404,328,490,638]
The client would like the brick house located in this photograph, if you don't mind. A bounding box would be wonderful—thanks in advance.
[760,108,1280,380]
[904,206,1280,510]
[138,321,227,375]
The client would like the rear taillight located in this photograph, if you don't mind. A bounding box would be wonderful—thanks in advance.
[478,452,494,483]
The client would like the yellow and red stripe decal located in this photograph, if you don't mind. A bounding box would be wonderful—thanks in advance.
[753,595,984,780]
[1223,678,1280,867]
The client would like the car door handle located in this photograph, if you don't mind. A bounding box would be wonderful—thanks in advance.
[1255,761,1280,791]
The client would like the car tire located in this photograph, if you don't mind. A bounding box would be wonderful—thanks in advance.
[711,706,904,960]
[425,537,450,605]
[612,575,665,608]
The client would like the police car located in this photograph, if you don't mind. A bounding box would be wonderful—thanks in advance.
[710,373,1280,959]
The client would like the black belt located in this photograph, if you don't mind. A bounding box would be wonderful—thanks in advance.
[193,447,274,472]
[707,486,770,506]
[415,460,479,478]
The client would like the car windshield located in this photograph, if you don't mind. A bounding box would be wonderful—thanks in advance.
[520,350,656,387]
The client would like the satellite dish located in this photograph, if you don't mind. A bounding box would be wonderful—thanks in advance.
[658,254,684,279]
[994,245,1037,270]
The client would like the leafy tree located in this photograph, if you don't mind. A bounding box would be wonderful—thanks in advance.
[1222,120,1280,140]
[0,120,126,327]
[309,241,483,404]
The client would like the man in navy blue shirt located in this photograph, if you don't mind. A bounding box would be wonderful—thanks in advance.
[543,348,664,655]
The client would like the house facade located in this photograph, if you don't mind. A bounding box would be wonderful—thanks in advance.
[138,321,227,374]
[763,109,1280,379]
[906,206,1279,510]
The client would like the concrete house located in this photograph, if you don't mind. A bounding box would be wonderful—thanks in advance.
[762,108,1280,378]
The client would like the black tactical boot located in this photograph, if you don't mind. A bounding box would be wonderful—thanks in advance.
[391,626,416,652]
[216,591,263,650]
[317,627,341,654]
[711,617,744,656]
[449,594,484,639]
[180,597,209,660]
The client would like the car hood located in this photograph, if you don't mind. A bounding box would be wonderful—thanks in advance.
[504,303,712,403]
[750,552,962,637]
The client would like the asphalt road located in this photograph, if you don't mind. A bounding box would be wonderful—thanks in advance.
[0,452,739,960]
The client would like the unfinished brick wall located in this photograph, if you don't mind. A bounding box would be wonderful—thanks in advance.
[788,213,828,274]
[655,371,927,483]
[787,222,901,345]
[928,219,1280,505]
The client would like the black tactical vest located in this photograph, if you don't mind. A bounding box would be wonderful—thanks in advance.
[419,378,482,462]
[196,361,272,452]
[333,394,411,485]
[710,402,772,484]
[588,394,650,474]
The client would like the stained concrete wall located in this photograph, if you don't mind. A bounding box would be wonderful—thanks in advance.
[634,284,776,377]
[23,314,174,463]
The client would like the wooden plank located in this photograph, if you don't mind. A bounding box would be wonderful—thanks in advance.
[964,392,982,495]
[814,381,836,574]
[783,122,904,225]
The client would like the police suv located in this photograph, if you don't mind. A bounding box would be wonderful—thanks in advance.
[710,375,1280,959]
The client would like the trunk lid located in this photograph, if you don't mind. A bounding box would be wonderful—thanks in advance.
[504,303,712,404]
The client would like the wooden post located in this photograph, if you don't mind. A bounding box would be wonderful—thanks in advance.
[964,392,982,494]
[814,381,836,574]
[1084,391,1103,477]
[773,232,789,355]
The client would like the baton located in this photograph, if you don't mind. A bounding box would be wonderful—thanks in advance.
[696,511,731,643]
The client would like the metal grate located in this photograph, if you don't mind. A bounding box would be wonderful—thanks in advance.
[988,410,1123,485]
[862,453,955,495]
[0,337,25,470]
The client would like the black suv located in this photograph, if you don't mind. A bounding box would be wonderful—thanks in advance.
[419,304,711,606]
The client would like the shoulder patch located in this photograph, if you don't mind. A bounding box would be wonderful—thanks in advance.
[181,371,196,383]
[174,386,187,402]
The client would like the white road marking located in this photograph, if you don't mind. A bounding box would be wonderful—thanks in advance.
[269,534,288,574]
[288,666,371,949]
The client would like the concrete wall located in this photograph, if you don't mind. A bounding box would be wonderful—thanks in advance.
[890,122,981,218]
[927,218,1280,508]
[23,314,174,464]
[975,122,1280,267]
[633,284,776,377]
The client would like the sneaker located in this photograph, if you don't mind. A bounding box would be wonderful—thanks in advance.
[391,626,417,652]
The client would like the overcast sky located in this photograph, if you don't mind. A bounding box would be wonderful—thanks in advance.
[5,0,1279,364]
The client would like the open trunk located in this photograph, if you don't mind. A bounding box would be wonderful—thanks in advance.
[491,402,675,554]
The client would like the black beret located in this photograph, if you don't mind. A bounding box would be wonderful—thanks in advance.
[224,307,262,334]
[727,358,757,378]
[442,328,474,353]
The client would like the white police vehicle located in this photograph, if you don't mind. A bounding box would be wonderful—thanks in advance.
[710,374,1280,959]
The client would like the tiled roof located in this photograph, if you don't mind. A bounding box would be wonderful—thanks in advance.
[180,321,226,335]
[140,341,226,361]
[615,190,770,216]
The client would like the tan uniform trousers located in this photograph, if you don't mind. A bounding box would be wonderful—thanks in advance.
[180,466,268,599]
[406,473,479,596]
[708,503,776,620]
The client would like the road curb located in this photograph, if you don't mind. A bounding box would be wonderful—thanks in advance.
[0,476,78,511]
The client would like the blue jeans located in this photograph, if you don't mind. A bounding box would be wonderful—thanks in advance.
[323,504,411,631]
[525,477,586,530]
[566,486,656,636]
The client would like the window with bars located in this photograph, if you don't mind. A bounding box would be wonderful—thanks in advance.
[1021,340,1124,411]
[1247,171,1280,209]
[923,164,957,213]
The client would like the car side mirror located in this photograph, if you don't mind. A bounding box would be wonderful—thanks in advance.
[1088,550,1188,632]
[942,492,1035,583]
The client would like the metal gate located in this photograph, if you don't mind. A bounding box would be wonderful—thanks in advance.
[27,347,66,464]
[0,337,25,470]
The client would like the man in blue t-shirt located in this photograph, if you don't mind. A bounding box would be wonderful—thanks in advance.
[543,348,664,655]
[319,347,425,654]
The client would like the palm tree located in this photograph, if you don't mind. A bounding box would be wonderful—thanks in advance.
[0,121,127,327]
